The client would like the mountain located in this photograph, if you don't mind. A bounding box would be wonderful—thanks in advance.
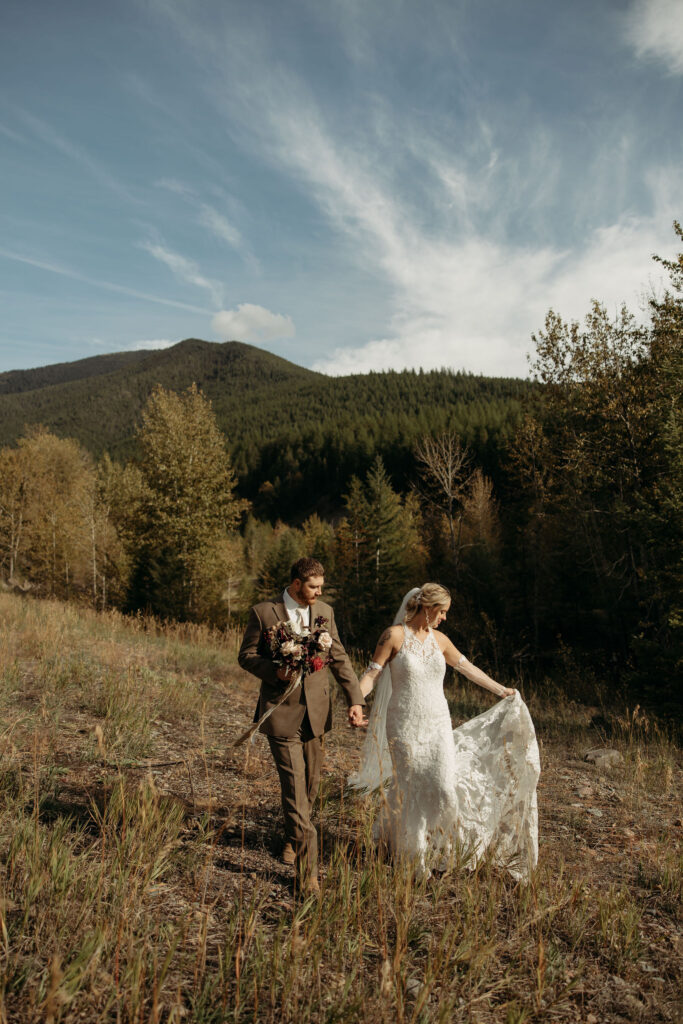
[0,339,534,517]
[0,339,318,457]
[0,349,153,396]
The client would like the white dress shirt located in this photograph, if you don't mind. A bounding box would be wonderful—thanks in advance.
[282,588,311,634]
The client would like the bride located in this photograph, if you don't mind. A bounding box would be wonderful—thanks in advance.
[348,584,540,880]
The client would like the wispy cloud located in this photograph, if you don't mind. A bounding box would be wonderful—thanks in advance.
[14,107,137,202]
[153,2,681,375]
[156,177,196,197]
[624,0,683,74]
[212,304,294,343]
[315,211,672,377]
[0,121,26,144]
[139,241,224,306]
[155,178,250,261]
[0,248,211,314]
[198,204,242,250]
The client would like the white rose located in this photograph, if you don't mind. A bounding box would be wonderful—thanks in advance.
[317,631,333,650]
[280,640,301,657]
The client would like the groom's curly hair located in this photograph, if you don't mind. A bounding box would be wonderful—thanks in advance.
[290,557,325,582]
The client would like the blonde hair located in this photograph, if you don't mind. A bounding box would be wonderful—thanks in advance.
[404,583,451,623]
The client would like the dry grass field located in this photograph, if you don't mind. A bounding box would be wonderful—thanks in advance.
[0,592,680,1023]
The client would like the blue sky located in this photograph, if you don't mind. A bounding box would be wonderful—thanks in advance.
[1,0,681,377]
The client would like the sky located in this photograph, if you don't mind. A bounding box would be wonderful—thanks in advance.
[1,0,682,378]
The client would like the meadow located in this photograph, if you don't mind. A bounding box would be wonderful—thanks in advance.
[0,592,680,1023]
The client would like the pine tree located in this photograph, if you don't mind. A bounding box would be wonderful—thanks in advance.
[335,456,424,644]
[255,525,304,599]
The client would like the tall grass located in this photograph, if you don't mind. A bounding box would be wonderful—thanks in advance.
[0,592,680,1022]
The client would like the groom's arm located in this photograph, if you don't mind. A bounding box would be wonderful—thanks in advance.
[326,608,366,709]
[238,607,280,686]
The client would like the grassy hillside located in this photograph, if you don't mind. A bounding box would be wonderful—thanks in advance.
[0,592,680,1022]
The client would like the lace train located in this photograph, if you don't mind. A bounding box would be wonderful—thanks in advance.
[352,625,540,880]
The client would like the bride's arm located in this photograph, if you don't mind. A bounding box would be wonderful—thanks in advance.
[358,626,401,697]
[437,635,515,699]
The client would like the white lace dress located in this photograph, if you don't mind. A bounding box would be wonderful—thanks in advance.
[375,625,540,879]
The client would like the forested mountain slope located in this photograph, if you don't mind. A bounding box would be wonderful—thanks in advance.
[0,339,533,516]
[0,348,152,395]
[0,340,318,457]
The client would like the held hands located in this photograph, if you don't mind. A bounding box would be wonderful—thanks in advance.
[274,668,367,726]
[348,704,368,728]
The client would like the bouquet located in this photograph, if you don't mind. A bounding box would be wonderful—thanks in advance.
[233,616,333,746]
[265,615,334,680]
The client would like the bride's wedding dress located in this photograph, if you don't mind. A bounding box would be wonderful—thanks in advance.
[349,617,540,880]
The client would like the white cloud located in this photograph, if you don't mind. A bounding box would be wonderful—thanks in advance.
[140,241,224,306]
[198,203,242,249]
[155,3,679,377]
[212,304,295,343]
[624,0,683,74]
[315,214,672,377]
[131,339,176,350]
[206,73,672,376]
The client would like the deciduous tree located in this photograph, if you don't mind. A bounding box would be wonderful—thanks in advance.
[131,384,248,620]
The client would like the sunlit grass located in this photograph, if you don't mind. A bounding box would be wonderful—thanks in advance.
[0,592,680,1022]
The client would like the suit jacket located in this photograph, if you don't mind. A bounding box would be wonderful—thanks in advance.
[238,597,364,737]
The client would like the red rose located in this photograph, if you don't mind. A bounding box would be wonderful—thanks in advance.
[311,657,324,673]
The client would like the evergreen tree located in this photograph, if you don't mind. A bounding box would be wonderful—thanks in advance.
[335,456,424,644]
[255,524,304,599]
[131,384,248,620]
[301,514,336,575]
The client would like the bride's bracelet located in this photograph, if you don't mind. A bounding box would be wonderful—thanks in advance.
[368,661,384,673]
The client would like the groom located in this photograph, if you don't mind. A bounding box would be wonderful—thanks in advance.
[238,557,366,894]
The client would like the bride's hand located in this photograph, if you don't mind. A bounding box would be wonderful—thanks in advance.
[348,704,368,728]
[501,687,516,698]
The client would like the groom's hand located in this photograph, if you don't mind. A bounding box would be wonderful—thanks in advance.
[348,704,368,728]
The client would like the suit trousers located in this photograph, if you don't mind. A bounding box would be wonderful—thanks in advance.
[267,714,323,879]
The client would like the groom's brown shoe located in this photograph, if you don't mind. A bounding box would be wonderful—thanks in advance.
[295,874,319,898]
[281,841,296,865]
[304,875,320,896]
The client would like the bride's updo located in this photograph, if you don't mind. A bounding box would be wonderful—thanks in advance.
[404,583,451,623]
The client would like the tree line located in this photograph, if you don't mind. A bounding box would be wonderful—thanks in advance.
[1,227,680,709]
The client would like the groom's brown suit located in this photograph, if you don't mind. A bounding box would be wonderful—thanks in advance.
[238,597,364,880]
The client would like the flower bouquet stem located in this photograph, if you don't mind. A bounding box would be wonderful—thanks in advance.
[233,670,303,747]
